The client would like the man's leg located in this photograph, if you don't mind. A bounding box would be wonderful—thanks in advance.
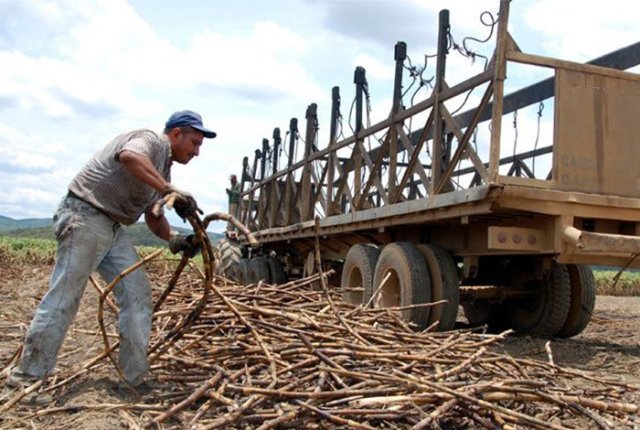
[19,197,114,378]
[227,202,238,231]
[97,228,152,386]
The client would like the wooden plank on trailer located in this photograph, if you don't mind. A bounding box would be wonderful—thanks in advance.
[269,180,285,227]
[394,121,434,200]
[437,84,493,192]
[554,69,640,198]
[501,185,640,208]
[508,50,640,82]
[497,175,555,189]
[321,185,493,228]
[488,6,511,182]
[356,139,388,204]
[254,200,496,245]
[355,146,390,210]
[495,187,640,221]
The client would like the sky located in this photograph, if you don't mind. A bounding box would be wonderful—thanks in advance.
[0,0,638,232]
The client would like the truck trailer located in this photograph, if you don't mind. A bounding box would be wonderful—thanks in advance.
[217,0,640,339]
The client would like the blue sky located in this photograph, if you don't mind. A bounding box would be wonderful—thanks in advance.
[0,0,638,232]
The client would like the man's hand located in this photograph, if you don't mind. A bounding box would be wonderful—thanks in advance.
[163,184,200,221]
[168,234,201,257]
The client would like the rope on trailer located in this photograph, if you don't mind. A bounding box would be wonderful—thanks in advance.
[512,109,518,160]
[448,10,498,71]
[446,9,499,118]
[450,87,476,116]
[347,97,357,135]
[281,130,290,161]
[401,53,435,134]
[532,101,545,177]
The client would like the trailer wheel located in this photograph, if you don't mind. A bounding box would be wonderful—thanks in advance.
[246,257,270,285]
[341,244,380,305]
[507,262,571,338]
[216,238,242,281]
[372,242,431,329]
[267,257,288,285]
[417,244,460,331]
[556,264,596,338]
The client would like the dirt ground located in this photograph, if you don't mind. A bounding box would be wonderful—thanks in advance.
[0,262,638,429]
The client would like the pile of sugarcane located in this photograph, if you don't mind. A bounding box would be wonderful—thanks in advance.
[1,210,638,429]
[4,263,639,429]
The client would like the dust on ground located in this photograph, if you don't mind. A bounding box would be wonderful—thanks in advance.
[0,262,639,429]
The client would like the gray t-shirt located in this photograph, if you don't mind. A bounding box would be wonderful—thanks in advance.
[68,129,172,225]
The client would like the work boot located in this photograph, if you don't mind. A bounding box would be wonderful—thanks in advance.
[6,370,42,389]
[5,370,52,406]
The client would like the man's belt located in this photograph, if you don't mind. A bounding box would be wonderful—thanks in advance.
[66,190,117,223]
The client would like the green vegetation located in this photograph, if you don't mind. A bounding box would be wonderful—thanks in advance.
[0,236,57,264]
[0,236,176,265]
[594,270,640,296]
[0,222,223,247]
[0,236,207,268]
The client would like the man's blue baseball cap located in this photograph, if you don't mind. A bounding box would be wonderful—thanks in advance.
[165,110,216,138]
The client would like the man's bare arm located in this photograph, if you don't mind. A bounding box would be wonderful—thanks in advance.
[145,210,172,241]
[119,150,170,194]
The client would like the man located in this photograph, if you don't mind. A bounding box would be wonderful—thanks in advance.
[9,110,216,388]
[226,173,241,231]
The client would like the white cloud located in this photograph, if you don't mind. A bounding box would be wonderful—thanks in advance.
[0,0,637,232]
[524,0,638,61]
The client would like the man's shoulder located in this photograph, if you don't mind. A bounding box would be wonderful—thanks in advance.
[117,129,169,151]
[126,129,164,142]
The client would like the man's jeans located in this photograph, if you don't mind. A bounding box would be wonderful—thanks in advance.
[19,195,152,384]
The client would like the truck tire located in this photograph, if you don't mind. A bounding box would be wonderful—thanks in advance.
[556,264,596,338]
[341,244,380,305]
[507,262,571,338]
[267,257,288,285]
[238,259,251,285]
[417,244,460,331]
[372,242,431,329]
[246,257,270,285]
[216,238,242,281]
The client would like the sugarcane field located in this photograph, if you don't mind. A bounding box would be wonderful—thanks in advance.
[3,0,640,428]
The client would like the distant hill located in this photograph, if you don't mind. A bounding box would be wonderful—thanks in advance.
[0,215,51,231]
[0,215,223,247]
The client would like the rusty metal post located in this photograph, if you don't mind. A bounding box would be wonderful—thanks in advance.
[246,149,261,227]
[431,9,450,195]
[301,103,318,220]
[272,128,281,175]
[257,139,271,228]
[354,66,366,208]
[250,149,260,188]
[389,41,406,202]
[304,104,317,159]
[326,86,340,215]
[288,118,298,168]
[240,156,249,192]
[239,156,249,223]
[260,138,269,182]
[284,118,298,225]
